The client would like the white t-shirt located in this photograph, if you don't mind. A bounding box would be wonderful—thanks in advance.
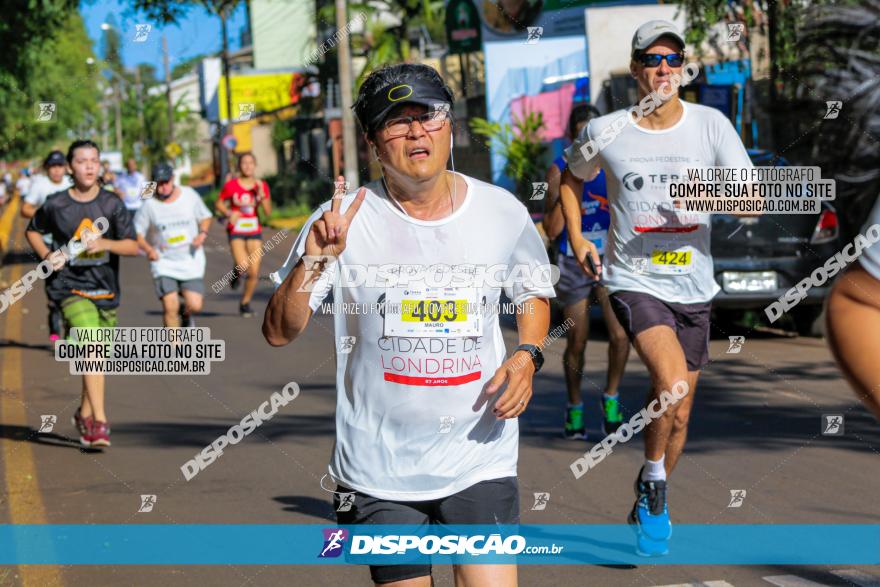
[16,177,31,197]
[116,171,147,211]
[565,101,754,303]
[271,174,555,501]
[24,174,72,208]
[134,186,212,281]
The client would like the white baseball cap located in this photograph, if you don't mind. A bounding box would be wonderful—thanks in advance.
[631,20,686,55]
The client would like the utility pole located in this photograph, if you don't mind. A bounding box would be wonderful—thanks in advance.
[114,78,123,153]
[163,34,175,144]
[335,0,359,187]
[134,67,147,165]
[220,8,234,182]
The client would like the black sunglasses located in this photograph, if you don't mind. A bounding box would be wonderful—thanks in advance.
[637,53,685,68]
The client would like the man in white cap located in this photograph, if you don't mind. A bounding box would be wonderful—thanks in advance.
[561,20,754,554]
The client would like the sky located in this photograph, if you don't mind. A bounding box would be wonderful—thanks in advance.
[80,0,249,75]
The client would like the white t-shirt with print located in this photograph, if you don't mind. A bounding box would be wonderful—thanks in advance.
[859,196,880,281]
[25,174,72,208]
[271,174,555,501]
[134,186,212,281]
[565,101,754,304]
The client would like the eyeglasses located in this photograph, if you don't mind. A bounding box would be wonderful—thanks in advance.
[382,110,450,137]
[637,53,685,68]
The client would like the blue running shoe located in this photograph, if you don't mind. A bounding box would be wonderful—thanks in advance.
[628,472,672,542]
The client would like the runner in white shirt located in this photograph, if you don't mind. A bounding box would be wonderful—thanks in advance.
[21,150,74,341]
[134,162,212,328]
[15,169,31,199]
[115,158,147,219]
[264,63,553,587]
[562,20,754,554]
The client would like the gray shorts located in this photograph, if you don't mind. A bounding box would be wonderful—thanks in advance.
[334,476,519,584]
[555,255,599,307]
[153,276,205,300]
[609,290,711,371]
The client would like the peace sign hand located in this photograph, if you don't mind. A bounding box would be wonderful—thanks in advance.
[304,176,366,258]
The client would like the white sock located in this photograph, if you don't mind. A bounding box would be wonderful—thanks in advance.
[641,457,667,482]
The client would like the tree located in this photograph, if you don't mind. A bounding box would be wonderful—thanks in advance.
[470,111,548,204]
[317,0,446,85]
[0,9,101,159]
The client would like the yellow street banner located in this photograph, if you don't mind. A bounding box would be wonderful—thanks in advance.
[217,72,305,121]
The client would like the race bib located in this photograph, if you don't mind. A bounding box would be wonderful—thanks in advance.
[384,286,481,338]
[68,244,109,267]
[162,231,191,253]
[234,217,259,233]
[642,236,695,275]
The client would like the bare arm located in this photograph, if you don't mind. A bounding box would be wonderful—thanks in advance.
[21,203,37,219]
[542,164,564,239]
[262,258,328,346]
[263,181,366,347]
[485,296,551,419]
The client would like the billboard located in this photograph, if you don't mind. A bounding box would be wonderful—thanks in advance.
[216,71,308,122]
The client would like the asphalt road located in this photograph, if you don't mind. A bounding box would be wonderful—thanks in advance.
[0,208,878,587]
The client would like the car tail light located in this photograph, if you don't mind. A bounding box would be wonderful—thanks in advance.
[810,206,838,244]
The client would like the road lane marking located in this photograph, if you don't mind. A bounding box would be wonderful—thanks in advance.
[0,214,64,586]
[763,576,831,586]
[832,570,880,587]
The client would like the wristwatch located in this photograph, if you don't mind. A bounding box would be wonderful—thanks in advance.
[515,344,544,372]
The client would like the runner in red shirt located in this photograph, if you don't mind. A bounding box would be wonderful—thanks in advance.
[216,152,272,317]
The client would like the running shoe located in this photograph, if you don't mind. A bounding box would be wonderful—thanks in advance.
[601,395,624,435]
[83,420,111,448]
[240,303,254,318]
[563,404,587,440]
[71,407,92,439]
[628,470,672,542]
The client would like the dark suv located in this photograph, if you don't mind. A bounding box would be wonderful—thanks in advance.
[710,150,840,335]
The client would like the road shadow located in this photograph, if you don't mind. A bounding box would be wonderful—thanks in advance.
[272,495,336,521]
[0,249,38,267]
[116,413,336,448]
[0,424,103,453]
[0,339,52,352]
[520,355,880,456]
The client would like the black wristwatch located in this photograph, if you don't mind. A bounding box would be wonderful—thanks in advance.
[515,344,544,372]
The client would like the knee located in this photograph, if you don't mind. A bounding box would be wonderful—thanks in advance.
[673,407,692,431]
[609,330,629,351]
[187,298,203,313]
